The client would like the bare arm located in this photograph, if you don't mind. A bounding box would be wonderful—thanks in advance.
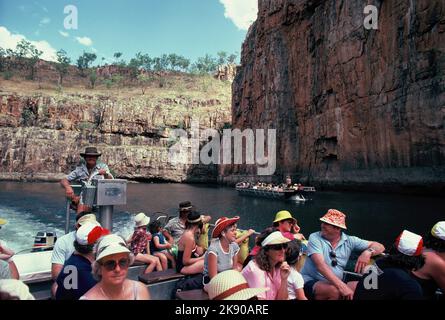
[162,229,174,245]
[153,236,172,250]
[208,253,218,279]
[235,229,255,245]
[51,263,64,281]
[355,241,386,273]
[276,262,290,300]
[182,235,204,266]
[0,243,14,260]
[431,259,445,290]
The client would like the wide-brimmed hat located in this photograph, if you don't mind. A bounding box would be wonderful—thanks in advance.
[395,230,423,256]
[273,210,297,224]
[95,234,131,262]
[134,212,150,228]
[431,221,445,240]
[76,222,110,246]
[320,209,347,229]
[212,216,240,238]
[207,270,268,300]
[80,147,101,157]
[179,201,193,212]
[261,231,291,247]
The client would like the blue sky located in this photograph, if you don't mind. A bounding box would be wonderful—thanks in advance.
[0,0,258,63]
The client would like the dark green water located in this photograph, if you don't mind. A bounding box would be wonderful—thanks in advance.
[0,181,443,252]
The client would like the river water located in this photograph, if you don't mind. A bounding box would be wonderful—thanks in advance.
[0,181,443,252]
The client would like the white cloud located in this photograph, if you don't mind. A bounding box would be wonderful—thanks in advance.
[75,36,93,46]
[219,0,258,30]
[59,30,69,37]
[0,26,58,62]
[39,17,51,26]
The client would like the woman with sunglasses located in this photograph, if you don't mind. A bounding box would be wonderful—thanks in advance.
[80,234,150,300]
[241,230,291,300]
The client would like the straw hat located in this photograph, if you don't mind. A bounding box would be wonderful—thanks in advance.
[212,216,240,238]
[134,212,150,228]
[95,234,131,262]
[207,270,268,300]
[395,230,423,256]
[273,210,297,223]
[320,209,347,229]
[0,280,35,300]
[76,213,98,226]
[261,231,291,247]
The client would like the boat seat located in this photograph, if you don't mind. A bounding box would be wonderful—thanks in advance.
[32,289,52,300]
[175,289,209,300]
[138,269,184,285]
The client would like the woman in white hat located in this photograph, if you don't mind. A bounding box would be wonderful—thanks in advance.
[411,221,445,299]
[241,229,291,300]
[80,234,150,300]
[128,212,162,273]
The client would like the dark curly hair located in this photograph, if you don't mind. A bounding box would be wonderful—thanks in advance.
[286,239,302,266]
[149,220,162,234]
[423,233,445,252]
[375,245,425,271]
[73,240,94,255]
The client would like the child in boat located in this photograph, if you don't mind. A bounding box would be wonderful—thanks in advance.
[149,220,176,270]
[285,240,307,300]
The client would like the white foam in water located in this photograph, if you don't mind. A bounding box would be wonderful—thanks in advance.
[0,205,65,252]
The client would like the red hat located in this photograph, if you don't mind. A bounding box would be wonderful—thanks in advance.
[212,216,240,238]
[395,230,423,256]
[76,222,110,245]
[320,209,347,230]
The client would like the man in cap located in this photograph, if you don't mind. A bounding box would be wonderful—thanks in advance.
[301,209,385,300]
[60,147,113,215]
[50,212,100,296]
[163,201,211,245]
[55,222,109,300]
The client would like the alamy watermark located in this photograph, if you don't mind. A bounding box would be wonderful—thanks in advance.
[168,120,276,175]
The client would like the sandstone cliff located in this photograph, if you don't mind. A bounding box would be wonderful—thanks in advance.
[0,76,231,182]
[220,0,445,194]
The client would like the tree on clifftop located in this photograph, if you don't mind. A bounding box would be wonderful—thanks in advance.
[77,51,97,77]
[56,49,71,86]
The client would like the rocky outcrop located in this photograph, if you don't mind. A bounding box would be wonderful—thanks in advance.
[220,0,445,194]
[214,64,237,81]
[0,92,230,182]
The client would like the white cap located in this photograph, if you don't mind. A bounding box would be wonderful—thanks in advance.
[75,222,109,245]
[95,234,131,262]
[431,221,445,240]
[395,230,423,256]
[261,231,291,247]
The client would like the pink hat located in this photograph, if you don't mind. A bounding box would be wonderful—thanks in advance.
[320,209,347,229]
[212,216,240,238]
[395,230,423,256]
[76,222,110,246]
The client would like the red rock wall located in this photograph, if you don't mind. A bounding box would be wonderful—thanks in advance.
[221,0,445,193]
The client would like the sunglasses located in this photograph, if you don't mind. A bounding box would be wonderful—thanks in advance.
[101,258,130,271]
[268,243,288,251]
[329,251,338,267]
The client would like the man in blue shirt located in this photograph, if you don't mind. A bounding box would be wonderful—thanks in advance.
[301,209,385,300]
[55,222,109,300]
[60,147,113,215]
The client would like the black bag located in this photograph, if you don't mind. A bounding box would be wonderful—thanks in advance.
[174,273,204,295]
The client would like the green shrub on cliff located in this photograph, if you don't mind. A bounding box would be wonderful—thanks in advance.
[21,108,36,126]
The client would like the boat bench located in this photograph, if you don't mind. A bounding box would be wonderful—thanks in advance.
[175,289,209,300]
[32,289,53,300]
[138,269,185,285]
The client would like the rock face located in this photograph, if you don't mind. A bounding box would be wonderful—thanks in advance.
[220,0,445,193]
[0,92,230,182]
